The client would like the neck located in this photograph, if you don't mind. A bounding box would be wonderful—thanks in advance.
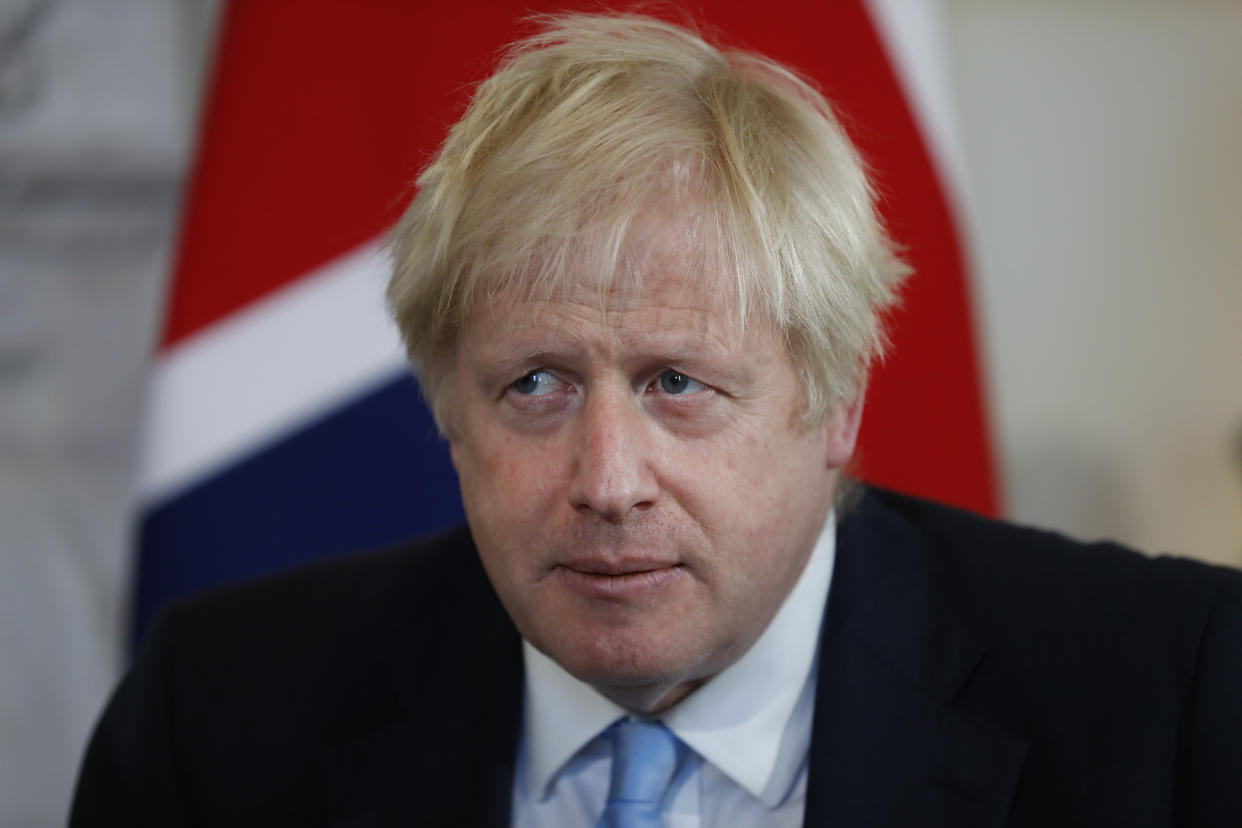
[597,674,710,715]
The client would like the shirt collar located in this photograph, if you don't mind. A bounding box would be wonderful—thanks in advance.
[521,640,626,800]
[520,511,836,806]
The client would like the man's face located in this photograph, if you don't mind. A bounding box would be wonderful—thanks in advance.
[447,218,860,712]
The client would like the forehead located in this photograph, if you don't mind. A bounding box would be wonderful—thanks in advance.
[463,207,752,348]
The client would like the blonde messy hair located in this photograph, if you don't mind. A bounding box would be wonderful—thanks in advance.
[387,12,908,429]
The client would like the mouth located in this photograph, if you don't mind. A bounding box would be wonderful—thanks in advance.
[555,559,686,599]
[560,557,680,576]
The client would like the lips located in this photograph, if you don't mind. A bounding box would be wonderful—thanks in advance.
[556,558,686,599]
[560,557,679,576]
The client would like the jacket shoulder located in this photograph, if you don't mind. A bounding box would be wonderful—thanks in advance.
[165,524,482,628]
[844,487,1242,823]
[842,485,1241,718]
[140,524,498,728]
[857,486,1241,622]
[71,526,504,827]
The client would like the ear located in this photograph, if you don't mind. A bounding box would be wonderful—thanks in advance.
[824,390,865,470]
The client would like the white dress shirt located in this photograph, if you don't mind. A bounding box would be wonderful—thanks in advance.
[511,512,836,828]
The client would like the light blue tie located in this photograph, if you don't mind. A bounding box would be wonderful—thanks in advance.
[597,720,679,828]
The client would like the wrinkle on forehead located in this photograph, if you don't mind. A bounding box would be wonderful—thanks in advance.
[480,291,745,371]
[473,198,753,340]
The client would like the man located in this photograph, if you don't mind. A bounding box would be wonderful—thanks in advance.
[72,13,1240,827]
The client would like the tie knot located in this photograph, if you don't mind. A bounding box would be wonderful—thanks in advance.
[598,720,679,827]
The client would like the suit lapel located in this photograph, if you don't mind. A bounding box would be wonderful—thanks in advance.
[804,492,1027,828]
[321,537,524,828]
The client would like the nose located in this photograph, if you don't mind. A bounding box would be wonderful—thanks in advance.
[567,389,659,522]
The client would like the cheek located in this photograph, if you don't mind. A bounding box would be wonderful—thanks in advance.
[455,432,567,527]
[684,426,828,546]
[657,435,773,537]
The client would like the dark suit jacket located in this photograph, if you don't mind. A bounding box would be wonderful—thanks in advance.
[70,488,1242,827]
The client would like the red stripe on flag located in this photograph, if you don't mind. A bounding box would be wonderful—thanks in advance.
[164,2,518,347]
[165,0,998,515]
[715,1,1002,516]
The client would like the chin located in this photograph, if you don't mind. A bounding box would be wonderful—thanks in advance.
[549,625,709,692]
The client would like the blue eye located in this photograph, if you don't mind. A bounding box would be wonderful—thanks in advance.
[657,370,706,395]
[512,370,559,396]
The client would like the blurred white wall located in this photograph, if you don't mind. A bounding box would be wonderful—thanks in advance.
[0,0,218,824]
[0,1,1238,824]
[944,0,1242,567]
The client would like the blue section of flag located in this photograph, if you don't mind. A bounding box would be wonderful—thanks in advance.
[132,374,462,650]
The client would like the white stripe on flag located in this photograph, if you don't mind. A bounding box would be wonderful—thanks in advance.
[865,0,971,213]
[137,238,408,505]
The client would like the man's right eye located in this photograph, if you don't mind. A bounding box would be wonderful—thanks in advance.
[511,370,559,396]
